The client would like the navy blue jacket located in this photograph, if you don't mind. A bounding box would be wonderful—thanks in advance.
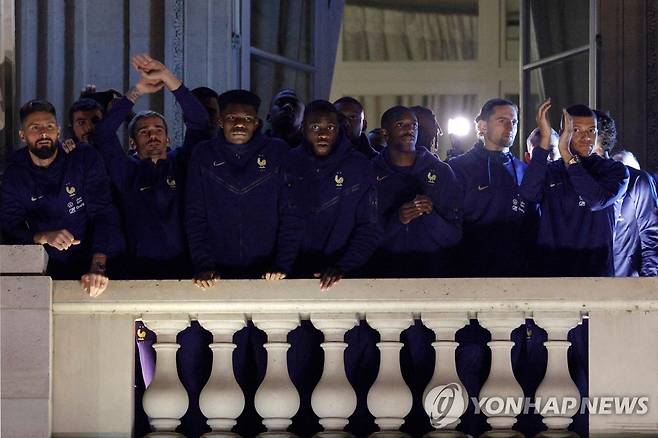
[353,133,379,159]
[613,166,658,277]
[520,147,629,276]
[185,131,290,277]
[93,85,209,278]
[0,143,123,278]
[448,142,535,277]
[274,134,381,275]
[371,147,462,277]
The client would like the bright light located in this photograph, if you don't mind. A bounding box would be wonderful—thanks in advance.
[447,117,471,137]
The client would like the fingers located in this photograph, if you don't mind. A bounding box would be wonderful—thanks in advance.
[81,273,109,297]
[264,272,286,281]
[320,273,342,291]
[50,230,77,250]
[193,272,219,290]
[62,139,76,153]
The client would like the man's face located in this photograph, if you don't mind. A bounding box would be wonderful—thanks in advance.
[219,103,260,145]
[335,102,365,141]
[304,112,338,157]
[570,116,597,158]
[131,116,169,162]
[481,105,518,150]
[200,97,221,128]
[72,108,103,144]
[269,93,304,130]
[385,111,418,152]
[368,128,387,152]
[415,110,441,149]
[20,111,61,160]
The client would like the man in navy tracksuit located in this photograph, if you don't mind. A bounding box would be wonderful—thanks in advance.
[92,55,210,279]
[0,99,122,296]
[371,105,462,277]
[448,98,535,277]
[520,102,629,277]
[593,111,658,277]
[267,100,380,287]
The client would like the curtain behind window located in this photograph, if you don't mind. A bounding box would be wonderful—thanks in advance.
[342,4,478,61]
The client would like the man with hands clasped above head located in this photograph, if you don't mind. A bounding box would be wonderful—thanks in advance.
[520,99,629,276]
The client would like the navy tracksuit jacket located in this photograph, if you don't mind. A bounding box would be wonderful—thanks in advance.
[371,146,462,277]
[185,130,289,277]
[273,134,381,276]
[0,143,123,278]
[520,147,629,276]
[448,142,536,277]
[92,85,210,279]
[613,166,658,277]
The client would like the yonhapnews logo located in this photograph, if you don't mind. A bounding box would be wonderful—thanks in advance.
[423,383,467,429]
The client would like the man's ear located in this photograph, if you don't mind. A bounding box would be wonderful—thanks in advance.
[476,120,487,137]
[128,138,135,148]
[363,118,368,133]
[254,118,260,129]
[524,151,531,164]
[19,130,25,143]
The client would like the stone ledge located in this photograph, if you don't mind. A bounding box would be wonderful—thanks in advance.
[0,245,48,275]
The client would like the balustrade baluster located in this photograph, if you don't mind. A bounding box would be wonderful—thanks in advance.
[142,314,191,437]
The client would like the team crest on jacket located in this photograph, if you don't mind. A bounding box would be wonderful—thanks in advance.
[166,176,177,189]
[427,170,437,184]
[257,155,267,169]
[65,184,76,197]
[335,172,344,187]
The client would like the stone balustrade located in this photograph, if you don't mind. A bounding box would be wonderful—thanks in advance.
[2,245,658,438]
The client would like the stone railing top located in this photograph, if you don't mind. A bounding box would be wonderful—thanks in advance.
[50,277,658,316]
[0,245,48,274]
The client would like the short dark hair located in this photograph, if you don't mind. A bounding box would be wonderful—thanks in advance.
[593,109,617,151]
[270,88,303,107]
[68,98,103,126]
[192,86,220,102]
[333,96,363,111]
[566,104,595,118]
[303,100,339,121]
[217,89,261,113]
[20,99,57,123]
[381,105,414,130]
[475,98,518,122]
[128,110,168,139]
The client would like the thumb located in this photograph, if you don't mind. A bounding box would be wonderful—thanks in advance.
[71,240,81,245]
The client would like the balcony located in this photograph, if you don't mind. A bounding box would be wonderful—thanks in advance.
[1,245,657,437]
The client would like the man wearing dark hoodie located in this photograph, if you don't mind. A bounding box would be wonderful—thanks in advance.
[334,96,378,159]
[520,100,629,276]
[266,100,380,289]
[448,98,534,277]
[92,54,210,279]
[266,88,305,147]
[371,105,461,277]
[186,89,289,286]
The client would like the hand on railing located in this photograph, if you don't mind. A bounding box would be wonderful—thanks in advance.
[193,270,219,290]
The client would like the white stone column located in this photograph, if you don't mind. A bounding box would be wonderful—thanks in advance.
[253,313,301,437]
[477,312,525,438]
[534,312,582,438]
[366,313,414,437]
[142,314,191,437]
[421,313,470,438]
[197,314,247,437]
[310,313,359,437]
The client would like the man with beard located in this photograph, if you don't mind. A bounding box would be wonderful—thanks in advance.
[370,105,461,277]
[186,89,290,288]
[449,98,534,276]
[0,99,122,296]
[266,88,305,147]
[334,96,378,158]
[68,98,104,145]
[92,54,210,279]
[520,100,629,276]
[592,111,658,277]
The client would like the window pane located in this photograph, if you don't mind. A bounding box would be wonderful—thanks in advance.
[251,0,312,64]
[342,0,478,61]
[505,0,519,62]
[528,0,589,62]
[524,52,590,143]
[250,55,312,119]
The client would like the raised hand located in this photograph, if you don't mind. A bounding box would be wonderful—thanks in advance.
[535,98,553,150]
[558,109,574,164]
[34,229,81,251]
[131,54,181,91]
